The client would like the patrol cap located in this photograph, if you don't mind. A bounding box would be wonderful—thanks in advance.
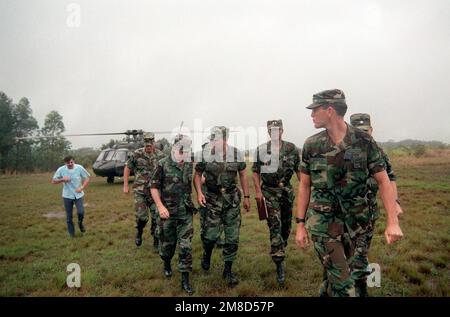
[350,113,371,132]
[173,134,192,145]
[143,132,155,140]
[306,89,347,110]
[267,119,283,130]
[143,132,155,145]
[210,126,229,141]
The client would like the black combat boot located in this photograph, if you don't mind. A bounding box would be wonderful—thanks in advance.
[275,261,285,286]
[163,259,172,278]
[222,261,239,287]
[355,280,369,297]
[135,220,147,247]
[201,244,214,271]
[181,272,194,295]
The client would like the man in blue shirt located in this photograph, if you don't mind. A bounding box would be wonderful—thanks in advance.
[52,156,90,237]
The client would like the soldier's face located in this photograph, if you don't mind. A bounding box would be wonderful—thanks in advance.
[213,138,226,149]
[268,128,283,142]
[144,141,155,153]
[311,106,331,128]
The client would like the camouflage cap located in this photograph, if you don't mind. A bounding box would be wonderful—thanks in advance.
[143,132,155,139]
[143,132,155,145]
[306,89,347,110]
[267,119,283,130]
[350,113,371,132]
[173,134,192,145]
[210,126,229,140]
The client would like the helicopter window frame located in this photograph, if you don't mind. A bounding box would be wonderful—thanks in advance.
[104,151,115,161]
[96,150,109,161]
[114,151,128,162]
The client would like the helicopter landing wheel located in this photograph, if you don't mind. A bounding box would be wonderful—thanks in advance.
[107,176,114,184]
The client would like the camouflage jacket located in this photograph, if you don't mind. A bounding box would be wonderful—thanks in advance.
[301,124,386,235]
[126,148,165,188]
[150,156,195,213]
[252,140,300,188]
[195,145,246,194]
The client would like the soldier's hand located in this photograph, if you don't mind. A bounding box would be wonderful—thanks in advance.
[123,185,129,194]
[243,197,250,212]
[384,223,403,244]
[255,191,263,201]
[62,176,70,183]
[295,224,310,249]
[197,192,206,207]
[159,205,170,219]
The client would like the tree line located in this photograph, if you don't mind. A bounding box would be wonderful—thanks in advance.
[0,91,71,173]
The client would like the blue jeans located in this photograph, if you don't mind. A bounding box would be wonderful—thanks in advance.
[63,197,85,236]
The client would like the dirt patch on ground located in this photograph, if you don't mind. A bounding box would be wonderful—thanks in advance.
[43,211,65,219]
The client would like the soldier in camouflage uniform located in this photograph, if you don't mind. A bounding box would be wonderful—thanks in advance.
[194,126,251,287]
[200,140,225,249]
[348,113,403,296]
[295,89,403,297]
[150,134,195,294]
[123,132,166,248]
[252,119,301,286]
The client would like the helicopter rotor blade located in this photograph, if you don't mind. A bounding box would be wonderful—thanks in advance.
[14,128,241,141]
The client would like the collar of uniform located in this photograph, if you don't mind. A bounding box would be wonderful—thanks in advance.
[141,148,156,157]
[266,139,285,154]
[324,122,353,153]
[168,155,185,170]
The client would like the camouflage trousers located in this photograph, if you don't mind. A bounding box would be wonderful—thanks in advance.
[200,207,224,246]
[315,220,375,297]
[307,204,373,296]
[261,185,294,262]
[201,189,242,263]
[306,206,355,297]
[157,205,194,272]
[134,189,157,238]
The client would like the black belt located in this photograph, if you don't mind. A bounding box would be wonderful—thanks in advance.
[262,181,288,188]
[206,186,237,195]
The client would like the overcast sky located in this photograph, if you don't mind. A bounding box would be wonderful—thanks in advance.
[1,0,449,150]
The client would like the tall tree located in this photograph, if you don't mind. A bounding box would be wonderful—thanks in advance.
[11,97,39,172]
[0,92,15,172]
[37,110,71,171]
[41,110,65,136]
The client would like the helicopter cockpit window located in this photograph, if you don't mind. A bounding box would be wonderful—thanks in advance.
[115,151,127,162]
[105,151,115,161]
[96,150,108,161]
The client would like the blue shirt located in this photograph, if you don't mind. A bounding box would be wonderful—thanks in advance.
[53,164,90,199]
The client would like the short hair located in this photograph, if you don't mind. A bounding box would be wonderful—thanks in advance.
[63,155,74,163]
[333,104,347,117]
[322,104,347,117]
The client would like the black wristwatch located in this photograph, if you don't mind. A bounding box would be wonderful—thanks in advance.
[295,217,305,224]
[244,195,250,199]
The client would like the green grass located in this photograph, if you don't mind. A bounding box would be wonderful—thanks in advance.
[0,151,449,296]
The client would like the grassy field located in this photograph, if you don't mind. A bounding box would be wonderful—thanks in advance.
[0,149,449,297]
